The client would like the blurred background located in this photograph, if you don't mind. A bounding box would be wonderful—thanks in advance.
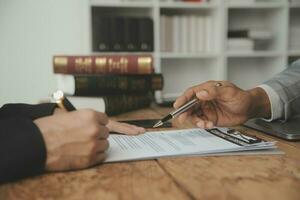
[0,0,299,109]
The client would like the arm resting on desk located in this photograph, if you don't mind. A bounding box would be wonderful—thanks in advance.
[0,104,57,184]
[0,118,47,184]
[260,60,300,121]
[0,103,57,120]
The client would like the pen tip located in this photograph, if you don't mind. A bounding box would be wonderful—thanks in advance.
[153,121,163,128]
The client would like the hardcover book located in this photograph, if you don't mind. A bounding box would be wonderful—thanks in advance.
[67,93,153,116]
[111,17,125,51]
[53,55,154,75]
[92,16,111,52]
[56,74,163,96]
[228,29,273,40]
[124,18,139,51]
[138,18,154,52]
[91,14,154,52]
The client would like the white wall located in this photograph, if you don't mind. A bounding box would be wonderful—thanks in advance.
[0,0,89,106]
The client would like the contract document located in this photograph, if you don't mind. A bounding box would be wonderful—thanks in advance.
[105,128,281,163]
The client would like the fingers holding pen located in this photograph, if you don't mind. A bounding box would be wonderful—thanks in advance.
[177,110,190,124]
[174,81,224,126]
[195,84,220,102]
[174,81,222,108]
[173,86,203,123]
[173,87,195,109]
[196,119,214,129]
[190,111,214,129]
[177,102,201,124]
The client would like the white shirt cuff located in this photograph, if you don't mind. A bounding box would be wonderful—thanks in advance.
[257,84,284,121]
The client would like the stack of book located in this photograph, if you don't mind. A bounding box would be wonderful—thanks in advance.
[53,55,163,115]
[92,13,154,52]
[227,28,273,52]
[160,15,213,53]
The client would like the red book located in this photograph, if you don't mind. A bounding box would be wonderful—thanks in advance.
[53,55,154,75]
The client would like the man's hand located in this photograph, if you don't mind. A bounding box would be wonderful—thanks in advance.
[174,81,271,128]
[53,109,145,135]
[106,120,145,135]
[34,109,109,172]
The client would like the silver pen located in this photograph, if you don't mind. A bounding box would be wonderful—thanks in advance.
[153,98,199,128]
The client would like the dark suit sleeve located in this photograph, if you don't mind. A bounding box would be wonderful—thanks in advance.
[0,118,47,184]
[0,103,56,184]
[0,103,57,120]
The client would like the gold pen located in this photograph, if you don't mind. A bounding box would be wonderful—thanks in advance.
[52,90,76,111]
[153,98,199,128]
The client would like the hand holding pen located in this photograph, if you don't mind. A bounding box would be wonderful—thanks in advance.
[166,81,265,129]
[153,98,199,128]
[33,90,146,172]
[33,91,110,172]
[153,82,223,128]
[53,90,145,135]
[154,81,253,129]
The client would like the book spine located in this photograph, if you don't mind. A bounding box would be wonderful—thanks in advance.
[111,17,125,51]
[228,30,249,38]
[73,74,163,96]
[160,15,166,52]
[189,15,197,53]
[92,14,111,52]
[181,16,189,53]
[124,18,139,51]
[172,16,181,53]
[196,16,205,53]
[53,55,154,74]
[205,15,213,53]
[104,93,153,116]
[165,16,173,52]
[138,18,154,52]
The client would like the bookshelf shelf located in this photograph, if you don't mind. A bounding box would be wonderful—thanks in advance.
[90,52,153,55]
[289,4,300,8]
[227,2,284,9]
[160,53,218,59]
[289,6,300,55]
[159,2,216,9]
[90,0,154,8]
[226,51,282,58]
[288,50,300,56]
[86,0,297,102]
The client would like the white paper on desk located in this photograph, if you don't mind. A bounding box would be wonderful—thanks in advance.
[105,128,279,163]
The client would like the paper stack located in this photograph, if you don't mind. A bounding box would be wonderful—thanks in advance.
[105,128,281,163]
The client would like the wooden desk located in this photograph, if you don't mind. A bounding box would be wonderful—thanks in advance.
[0,107,300,200]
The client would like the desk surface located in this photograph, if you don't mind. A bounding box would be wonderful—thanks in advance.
[0,107,300,200]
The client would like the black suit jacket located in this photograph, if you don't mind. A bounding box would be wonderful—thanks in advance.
[0,103,56,184]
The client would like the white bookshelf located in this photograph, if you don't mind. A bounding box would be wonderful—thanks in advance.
[87,0,300,103]
[227,2,285,9]
[159,2,216,9]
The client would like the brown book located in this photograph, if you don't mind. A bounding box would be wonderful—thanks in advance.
[53,55,154,75]
[56,74,163,96]
[67,93,153,116]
